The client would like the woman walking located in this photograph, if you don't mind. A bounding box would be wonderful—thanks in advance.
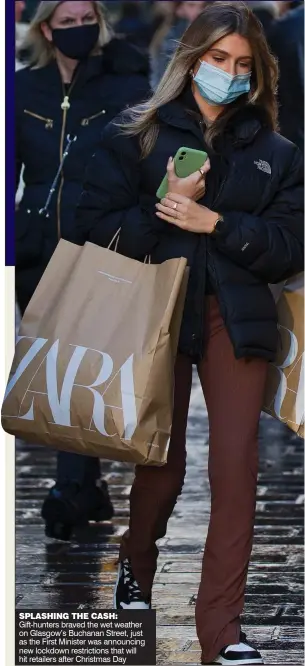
[75,2,303,663]
[15,0,150,540]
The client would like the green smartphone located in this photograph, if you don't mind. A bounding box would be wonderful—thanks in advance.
[156,146,208,199]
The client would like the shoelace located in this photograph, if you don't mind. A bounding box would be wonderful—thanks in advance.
[122,560,144,602]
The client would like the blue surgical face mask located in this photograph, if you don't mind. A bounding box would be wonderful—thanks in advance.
[193,59,251,105]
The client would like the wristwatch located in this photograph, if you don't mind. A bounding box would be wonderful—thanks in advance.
[211,213,224,235]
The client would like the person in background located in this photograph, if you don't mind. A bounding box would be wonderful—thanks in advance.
[245,1,279,43]
[150,0,206,89]
[114,1,152,48]
[16,0,27,208]
[150,1,181,87]
[15,1,27,335]
[114,0,176,50]
[15,1,27,71]
[22,0,40,22]
[15,0,26,23]
[178,0,207,23]
[15,0,150,540]
[276,0,304,15]
[269,1,304,151]
[152,0,178,22]
[75,1,303,663]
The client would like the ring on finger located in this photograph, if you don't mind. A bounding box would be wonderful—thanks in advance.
[199,167,206,178]
[173,202,178,210]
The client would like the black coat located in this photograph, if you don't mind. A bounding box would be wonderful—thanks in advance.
[75,89,304,362]
[269,5,304,152]
[15,38,150,312]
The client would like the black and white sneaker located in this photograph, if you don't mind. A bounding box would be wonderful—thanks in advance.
[212,632,264,665]
[114,558,151,610]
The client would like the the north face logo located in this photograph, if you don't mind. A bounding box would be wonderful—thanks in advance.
[254,159,272,175]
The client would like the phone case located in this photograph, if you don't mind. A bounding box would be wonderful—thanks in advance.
[156,147,208,199]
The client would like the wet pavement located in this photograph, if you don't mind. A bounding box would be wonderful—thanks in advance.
[16,373,304,665]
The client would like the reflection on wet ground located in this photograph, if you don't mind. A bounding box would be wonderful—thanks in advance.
[16,375,304,665]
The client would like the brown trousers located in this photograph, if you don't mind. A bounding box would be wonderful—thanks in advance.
[120,295,268,664]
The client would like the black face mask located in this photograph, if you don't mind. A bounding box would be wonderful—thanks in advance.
[52,23,100,60]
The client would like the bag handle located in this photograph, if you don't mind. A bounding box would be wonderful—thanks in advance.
[107,228,121,252]
[108,228,151,264]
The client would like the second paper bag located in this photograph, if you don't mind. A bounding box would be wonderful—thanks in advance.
[2,240,188,465]
[263,273,304,438]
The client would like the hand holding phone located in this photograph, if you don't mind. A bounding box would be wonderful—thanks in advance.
[156,147,210,200]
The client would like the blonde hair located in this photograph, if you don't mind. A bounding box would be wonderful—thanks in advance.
[119,0,278,158]
[150,1,181,57]
[20,1,111,68]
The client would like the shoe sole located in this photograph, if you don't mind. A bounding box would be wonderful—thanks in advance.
[113,565,151,610]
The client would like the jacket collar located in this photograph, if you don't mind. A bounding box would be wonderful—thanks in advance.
[158,84,268,148]
[29,56,103,92]
[24,38,150,93]
[157,87,204,146]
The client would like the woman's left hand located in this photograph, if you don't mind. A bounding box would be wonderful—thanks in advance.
[155,193,219,233]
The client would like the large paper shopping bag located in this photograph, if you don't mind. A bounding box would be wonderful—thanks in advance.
[2,240,188,464]
[263,273,304,438]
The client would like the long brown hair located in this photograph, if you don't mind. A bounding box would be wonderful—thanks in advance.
[119,1,278,158]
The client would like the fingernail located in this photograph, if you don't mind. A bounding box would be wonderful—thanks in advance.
[169,156,173,162]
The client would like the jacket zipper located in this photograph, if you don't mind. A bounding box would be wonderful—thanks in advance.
[24,109,53,129]
[56,80,78,240]
[81,109,107,126]
[198,117,227,210]
[207,239,228,325]
[212,128,261,207]
[197,238,206,357]
[213,175,227,208]
[207,243,218,288]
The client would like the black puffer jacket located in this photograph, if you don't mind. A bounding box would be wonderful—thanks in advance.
[15,38,150,312]
[75,88,304,362]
